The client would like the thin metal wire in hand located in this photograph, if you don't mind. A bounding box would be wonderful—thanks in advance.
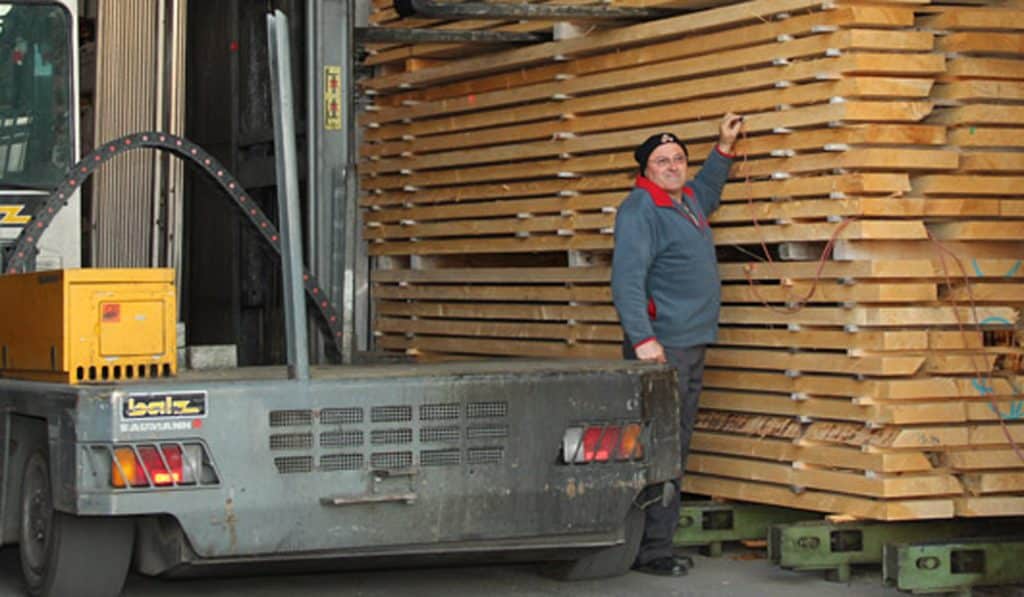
[4,132,345,356]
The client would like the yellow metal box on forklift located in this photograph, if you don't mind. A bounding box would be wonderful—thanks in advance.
[0,268,177,384]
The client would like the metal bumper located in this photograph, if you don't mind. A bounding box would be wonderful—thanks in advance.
[66,361,680,561]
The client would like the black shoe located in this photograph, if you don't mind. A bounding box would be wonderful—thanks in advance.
[675,554,695,569]
[632,557,688,577]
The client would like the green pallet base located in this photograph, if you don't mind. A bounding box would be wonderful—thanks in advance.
[674,500,817,557]
[884,538,1024,596]
[770,519,1022,583]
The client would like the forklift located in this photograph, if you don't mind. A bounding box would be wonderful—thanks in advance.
[0,1,681,595]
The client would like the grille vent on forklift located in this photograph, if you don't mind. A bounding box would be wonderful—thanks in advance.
[268,400,510,475]
[76,363,173,383]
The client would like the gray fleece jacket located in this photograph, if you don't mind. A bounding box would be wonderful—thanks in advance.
[611,147,733,349]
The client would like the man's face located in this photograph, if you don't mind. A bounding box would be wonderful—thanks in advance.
[643,143,688,195]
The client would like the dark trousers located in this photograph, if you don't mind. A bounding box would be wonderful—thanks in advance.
[623,342,707,566]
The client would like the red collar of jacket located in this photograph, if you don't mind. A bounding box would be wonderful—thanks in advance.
[634,175,707,229]
[634,175,694,207]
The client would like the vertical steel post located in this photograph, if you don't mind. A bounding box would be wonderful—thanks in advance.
[267,10,310,381]
[306,0,362,364]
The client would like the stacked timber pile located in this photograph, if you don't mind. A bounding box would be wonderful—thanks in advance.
[363,0,749,75]
[358,0,1024,520]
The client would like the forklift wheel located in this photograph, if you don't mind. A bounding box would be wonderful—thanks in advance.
[19,451,134,597]
[543,505,644,581]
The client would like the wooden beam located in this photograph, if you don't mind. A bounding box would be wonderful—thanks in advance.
[937,32,1024,55]
[683,474,954,520]
[691,432,937,473]
[375,300,618,321]
[919,7,1024,31]
[913,175,1024,196]
[703,369,1021,401]
[706,347,926,376]
[376,334,618,359]
[362,0,844,92]
[686,454,963,498]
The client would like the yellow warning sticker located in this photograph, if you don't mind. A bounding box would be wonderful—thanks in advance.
[324,66,342,131]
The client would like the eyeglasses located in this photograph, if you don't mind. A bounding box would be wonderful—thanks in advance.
[651,154,687,168]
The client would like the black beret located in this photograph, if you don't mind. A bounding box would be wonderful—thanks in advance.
[634,132,688,170]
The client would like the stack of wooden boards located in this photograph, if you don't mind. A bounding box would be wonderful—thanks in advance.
[364,0,748,75]
[358,0,1024,520]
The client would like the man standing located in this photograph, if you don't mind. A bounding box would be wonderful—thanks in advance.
[612,113,743,576]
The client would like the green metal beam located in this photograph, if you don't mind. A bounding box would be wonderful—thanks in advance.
[884,538,1024,596]
[674,501,817,557]
[769,520,995,583]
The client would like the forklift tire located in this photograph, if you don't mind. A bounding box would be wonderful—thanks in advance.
[19,451,134,597]
[543,505,644,581]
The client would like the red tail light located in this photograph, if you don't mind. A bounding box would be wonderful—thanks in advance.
[112,445,193,487]
[563,423,644,464]
[582,426,620,462]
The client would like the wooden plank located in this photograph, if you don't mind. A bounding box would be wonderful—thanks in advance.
[928,104,1024,125]
[696,411,802,440]
[375,316,621,342]
[364,212,613,240]
[691,432,938,473]
[801,421,970,448]
[365,193,619,224]
[913,175,1024,196]
[833,240,1024,261]
[365,7,930,125]
[364,67,936,149]
[700,389,968,424]
[919,8,1024,31]
[933,80,1024,103]
[364,103,940,173]
[683,474,954,520]
[376,334,618,359]
[942,56,1024,80]
[929,221,1024,241]
[720,259,1024,280]
[361,175,626,208]
[371,267,610,283]
[375,300,618,321]
[961,472,1024,494]
[948,127,1024,147]
[968,424,1024,446]
[361,172,913,209]
[686,454,963,498]
[947,448,1024,470]
[720,173,912,202]
[955,496,1024,517]
[937,32,1024,55]
[703,369,1021,401]
[758,216,922,245]
[715,328,931,351]
[373,284,611,302]
[720,281,937,303]
[364,35,935,137]
[960,151,1024,173]
[719,305,1016,326]
[373,280,941,305]
[943,283,1024,302]
[706,348,927,376]
[362,0,850,92]
[362,102,933,179]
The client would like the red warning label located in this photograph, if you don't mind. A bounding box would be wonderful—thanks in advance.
[102,303,121,323]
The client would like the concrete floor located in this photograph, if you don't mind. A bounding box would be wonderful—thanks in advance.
[0,543,911,597]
